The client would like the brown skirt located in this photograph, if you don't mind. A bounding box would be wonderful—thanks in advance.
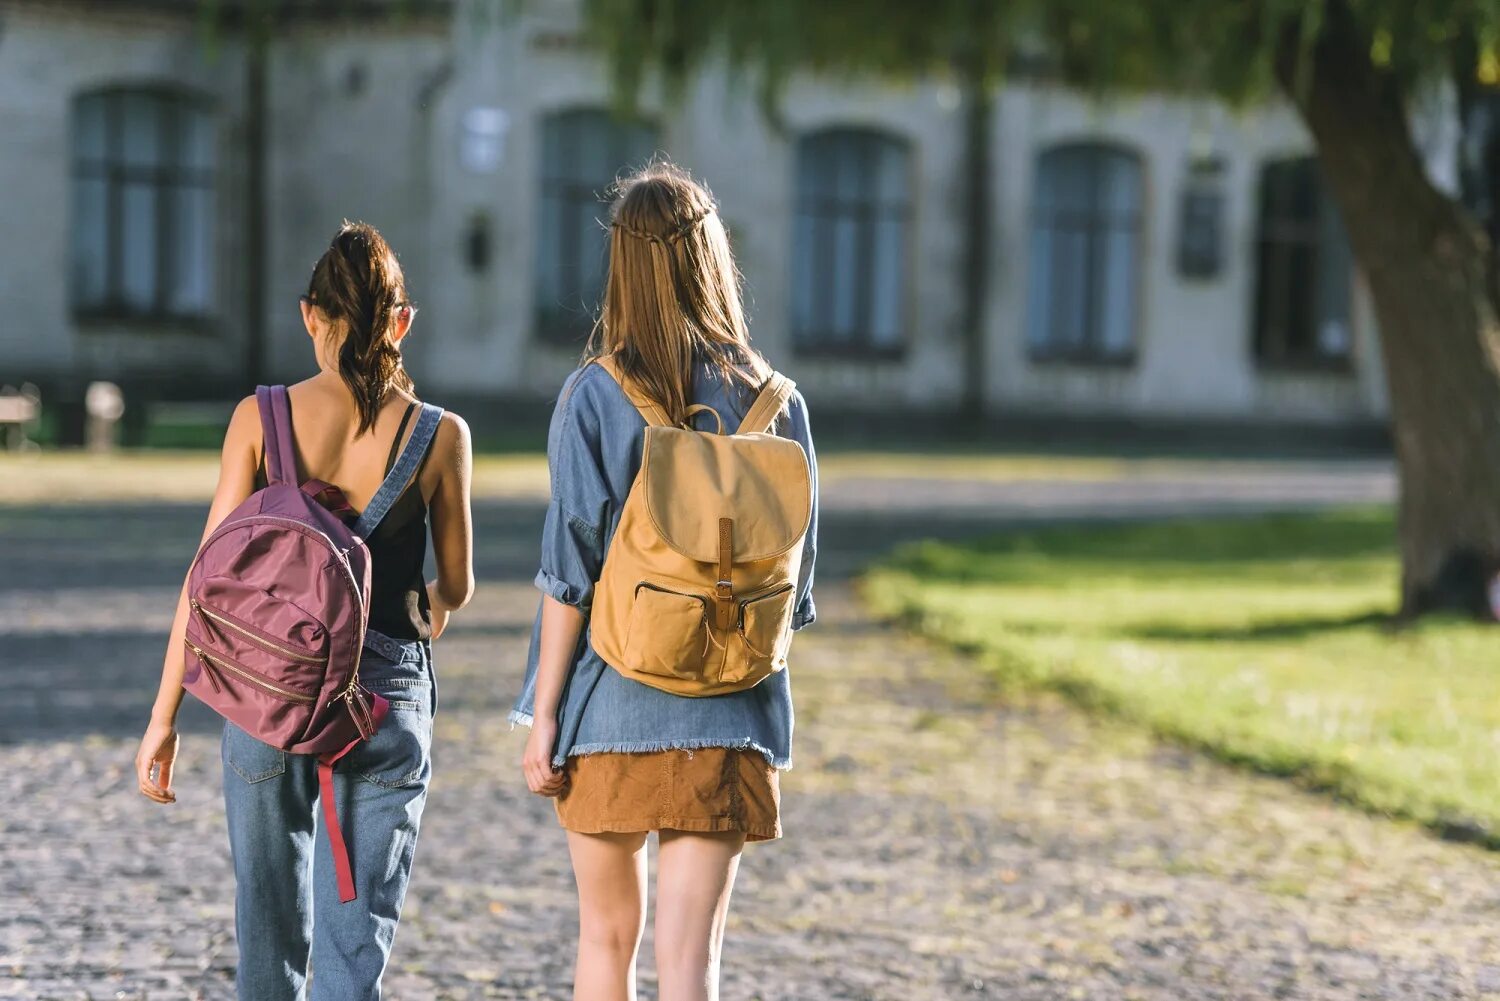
[554,747,782,842]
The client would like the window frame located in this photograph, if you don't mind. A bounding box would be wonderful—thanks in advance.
[532,106,661,345]
[69,84,216,327]
[789,126,914,361]
[1251,155,1356,374]
[1025,140,1146,368]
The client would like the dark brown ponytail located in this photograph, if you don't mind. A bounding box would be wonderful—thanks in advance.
[305,220,415,434]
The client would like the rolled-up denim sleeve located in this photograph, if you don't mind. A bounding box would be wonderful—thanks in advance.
[536,373,610,612]
[786,391,818,630]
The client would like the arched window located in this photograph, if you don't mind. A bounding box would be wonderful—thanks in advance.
[1026,143,1144,362]
[71,87,215,320]
[791,128,911,355]
[534,109,659,342]
[1252,157,1353,367]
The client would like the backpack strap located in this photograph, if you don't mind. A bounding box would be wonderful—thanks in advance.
[316,691,391,904]
[736,372,796,435]
[594,355,672,427]
[353,402,444,539]
[255,385,299,486]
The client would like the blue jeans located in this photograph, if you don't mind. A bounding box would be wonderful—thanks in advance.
[222,631,435,1001]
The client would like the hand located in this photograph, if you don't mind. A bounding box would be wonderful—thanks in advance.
[135,719,180,804]
[426,580,451,641]
[523,716,568,797]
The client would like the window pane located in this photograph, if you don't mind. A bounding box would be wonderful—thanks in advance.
[1178,187,1223,278]
[1315,197,1353,358]
[179,106,215,172]
[1096,226,1138,355]
[541,115,566,182]
[1098,154,1142,220]
[121,92,163,169]
[1025,223,1054,350]
[869,217,905,348]
[1030,144,1143,357]
[536,191,563,304]
[535,111,660,340]
[574,197,607,310]
[72,175,109,307]
[791,129,911,352]
[829,137,857,204]
[1254,156,1341,363]
[830,214,859,341]
[73,94,108,163]
[571,117,610,183]
[120,181,159,311]
[1044,149,1091,214]
[1051,227,1089,351]
[799,137,834,201]
[168,185,212,315]
[872,139,908,206]
[1283,240,1317,354]
[791,213,819,344]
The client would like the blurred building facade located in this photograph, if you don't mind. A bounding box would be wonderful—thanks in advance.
[3,0,1496,434]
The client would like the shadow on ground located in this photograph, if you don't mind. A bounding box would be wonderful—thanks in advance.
[0,495,1017,744]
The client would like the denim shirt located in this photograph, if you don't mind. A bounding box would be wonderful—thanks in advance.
[509,359,819,769]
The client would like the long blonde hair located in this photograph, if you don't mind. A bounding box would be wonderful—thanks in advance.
[585,161,770,426]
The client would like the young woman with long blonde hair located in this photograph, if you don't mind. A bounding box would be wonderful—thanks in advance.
[512,162,818,1001]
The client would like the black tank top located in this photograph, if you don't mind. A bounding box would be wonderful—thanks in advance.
[364,402,433,641]
[257,400,433,641]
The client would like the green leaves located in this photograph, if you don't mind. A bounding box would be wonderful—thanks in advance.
[575,0,1500,108]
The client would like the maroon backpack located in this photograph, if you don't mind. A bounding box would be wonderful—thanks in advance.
[183,385,388,903]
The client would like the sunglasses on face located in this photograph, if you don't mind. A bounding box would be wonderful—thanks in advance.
[301,294,415,319]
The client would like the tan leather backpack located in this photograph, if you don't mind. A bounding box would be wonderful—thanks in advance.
[589,356,812,697]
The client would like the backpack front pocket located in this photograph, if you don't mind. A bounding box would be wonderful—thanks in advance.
[623,582,713,681]
[723,583,795,684]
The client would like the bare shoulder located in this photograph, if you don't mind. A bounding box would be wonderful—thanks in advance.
[429,409,472,474]
[224,395,263,452]
[435,410,471,453]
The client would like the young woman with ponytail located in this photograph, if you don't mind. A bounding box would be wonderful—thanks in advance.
[511,162,819,1001]
[135,221,474,999]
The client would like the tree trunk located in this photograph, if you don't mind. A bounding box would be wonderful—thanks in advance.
[1281,2,1500,619]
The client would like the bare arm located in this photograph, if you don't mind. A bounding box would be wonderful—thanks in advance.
[424,412,475,639]
[522,594,585,796]
[136,396,262,803]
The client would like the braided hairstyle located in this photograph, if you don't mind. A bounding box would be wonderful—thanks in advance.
[587,160,770,427]
[305,221,415,435]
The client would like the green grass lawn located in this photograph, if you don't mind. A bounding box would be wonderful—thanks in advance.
[863,509,1500,844]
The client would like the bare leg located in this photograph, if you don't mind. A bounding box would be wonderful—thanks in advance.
[653,830,746,1001]
[567,830,649,1001]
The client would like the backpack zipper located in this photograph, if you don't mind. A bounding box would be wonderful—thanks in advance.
[185,639,317,705]
[196,512,372,734]
[191,599,327,664]
[736,582,795,628]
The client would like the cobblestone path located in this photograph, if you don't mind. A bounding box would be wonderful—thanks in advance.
[4,464,1498,1000]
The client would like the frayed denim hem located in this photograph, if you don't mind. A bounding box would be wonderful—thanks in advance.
[507,709,533,728]
[562,738,791,771]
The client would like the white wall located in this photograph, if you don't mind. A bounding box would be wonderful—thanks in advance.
[261,24,451,383]
[0,2,247,387]
[416,9,971,409]
[987,86,1389,424]
[0,0,1395,427]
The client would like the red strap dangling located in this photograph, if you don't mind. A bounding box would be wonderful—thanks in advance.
[315,692,390,904]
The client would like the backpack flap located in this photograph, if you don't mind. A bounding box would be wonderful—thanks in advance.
[641,426,812,566]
